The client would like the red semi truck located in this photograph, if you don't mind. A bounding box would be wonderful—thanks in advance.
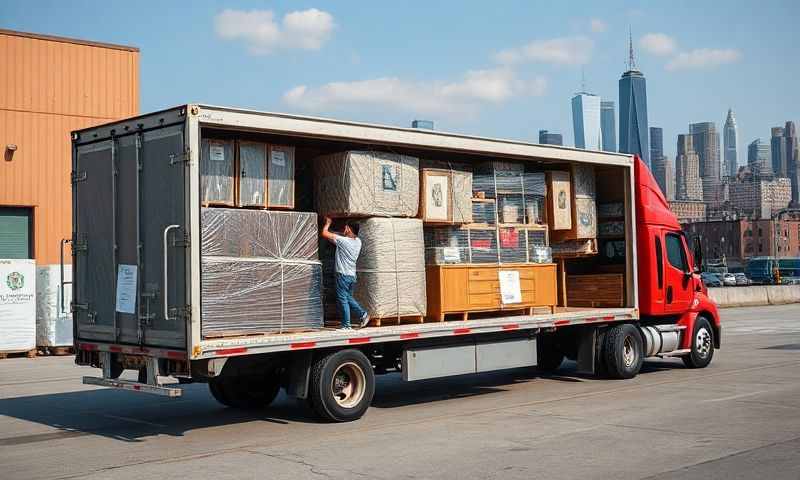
[70,105,720,422]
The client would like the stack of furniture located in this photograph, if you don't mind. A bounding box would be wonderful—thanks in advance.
[314,151,427,326]
[424,160,557,321]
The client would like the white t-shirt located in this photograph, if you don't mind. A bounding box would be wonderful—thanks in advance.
[334,235,362,277]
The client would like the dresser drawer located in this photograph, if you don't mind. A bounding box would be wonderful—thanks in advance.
[469,292,499,308]
[468,268,497,281]
[469,280,499,294]
[500,268,536,280]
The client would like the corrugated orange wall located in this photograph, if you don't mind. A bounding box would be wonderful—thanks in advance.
[0,32,139,265]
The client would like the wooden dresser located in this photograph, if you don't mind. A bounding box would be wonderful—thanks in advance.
[426,263,557,321]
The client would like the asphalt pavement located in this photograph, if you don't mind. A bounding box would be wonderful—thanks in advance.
[1,304,799,480]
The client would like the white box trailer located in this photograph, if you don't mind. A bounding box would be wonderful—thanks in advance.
[72,105,649,421]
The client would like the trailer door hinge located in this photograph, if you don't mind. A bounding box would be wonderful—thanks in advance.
[169,147,191,165]
[71,238,88,253]
[172,231,190,247]
[71,171,87,183]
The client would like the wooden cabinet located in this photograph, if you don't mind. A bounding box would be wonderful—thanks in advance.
[426,263,557,321]
[566,273,624,307]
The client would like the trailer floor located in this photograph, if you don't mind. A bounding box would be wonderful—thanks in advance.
[2,304,800,480]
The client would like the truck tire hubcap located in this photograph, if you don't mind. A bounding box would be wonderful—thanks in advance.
[332,362,366,408]
[695,328,712,358]
[623,336,636,368]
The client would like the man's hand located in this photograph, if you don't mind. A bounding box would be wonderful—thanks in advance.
[321,215,336,243]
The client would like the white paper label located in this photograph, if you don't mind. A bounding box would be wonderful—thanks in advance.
[498,270,522,304]
[271,150,286,167]
[442,247,460,263]
[115,264,138,314]
[210,144,225,162]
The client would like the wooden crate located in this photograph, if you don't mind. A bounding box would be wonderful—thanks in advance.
[566,273,624,307]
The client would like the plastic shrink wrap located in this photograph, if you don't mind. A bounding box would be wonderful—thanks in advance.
[314,151,419,217]
[36,265,73,347]
[0,259,36,352]
[200,138,235,206]
[419,160,473,224]
[200,208,323,336]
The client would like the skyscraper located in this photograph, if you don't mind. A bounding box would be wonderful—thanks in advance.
[600,101,616,152]
[747,138,772,177]
[538,130,563,146]
[619,33,649,166]
[690,122,722,205]
[723,109,739,177]
[771,127,787,177]
[571,92,602,150]
[650,127,663,163]
[650,127,672,199]
[676,134,703,201]
[787,121,800,206]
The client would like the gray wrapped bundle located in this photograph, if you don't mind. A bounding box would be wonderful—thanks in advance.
[314,151,419,217]
[200,208,323,336]
[354,218,426,318]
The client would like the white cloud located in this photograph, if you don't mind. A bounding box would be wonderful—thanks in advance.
[214,8,334,55]
[590,19,607,33]
[283,68,547,118]
[666,48,741,71]
[494,36,593,66]
[640,33,677,56]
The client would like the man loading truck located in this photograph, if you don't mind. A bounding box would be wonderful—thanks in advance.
[321,216,370,330]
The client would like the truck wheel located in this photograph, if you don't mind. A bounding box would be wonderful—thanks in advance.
[604,324,643,379]
[309,349,375,422]
[208,375,281,409]
[536,336,564,372]
[683,317,714,369]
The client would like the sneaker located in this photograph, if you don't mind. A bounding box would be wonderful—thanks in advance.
[359,312,370,328]
[337,326,353,331]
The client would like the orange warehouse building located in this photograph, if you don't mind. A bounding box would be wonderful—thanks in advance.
[0,29,139,265]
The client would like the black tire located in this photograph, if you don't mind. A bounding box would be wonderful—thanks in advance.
[683,317,715,369]
[536,336,564,372]
[208,374,281,409]
[603,324,644,379]
[309,349,375,422]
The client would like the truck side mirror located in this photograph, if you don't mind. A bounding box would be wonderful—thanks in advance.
[692,237,703,273]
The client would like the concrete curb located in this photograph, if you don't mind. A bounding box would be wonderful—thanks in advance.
[708,285,800,308]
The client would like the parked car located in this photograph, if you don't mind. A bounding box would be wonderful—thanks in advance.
[701,272,723,287]
[733,273,750,286]
[721,273,737,286]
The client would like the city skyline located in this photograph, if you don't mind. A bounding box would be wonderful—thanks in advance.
[618,34,649,165]
[571,92,602,150]
[2,2,797,164]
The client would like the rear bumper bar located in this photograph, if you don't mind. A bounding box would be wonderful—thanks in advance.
[83,376,183,397]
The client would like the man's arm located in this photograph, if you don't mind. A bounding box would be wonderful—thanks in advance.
[320,216,338,244]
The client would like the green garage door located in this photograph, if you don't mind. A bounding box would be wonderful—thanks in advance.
[0,207,33,259]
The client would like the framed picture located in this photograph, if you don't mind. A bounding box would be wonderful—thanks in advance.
[547,171,572,230]
[421,170,452,222]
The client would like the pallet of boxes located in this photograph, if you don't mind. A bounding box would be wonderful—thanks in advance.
[314,151,427,327]
[423,160,558,321]
[199,138,324,337]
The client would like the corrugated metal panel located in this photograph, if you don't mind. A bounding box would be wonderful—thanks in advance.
[0,31,138,265]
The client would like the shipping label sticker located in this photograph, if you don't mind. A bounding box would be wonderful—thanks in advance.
[498,270,522,305]
[209,144,225,162]
[271,150,286,167]
[442,246,461,263]
[115,264,138,314]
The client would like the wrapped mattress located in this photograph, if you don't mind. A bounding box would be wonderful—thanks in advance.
[200,208,323,336]
[0,259,36,353]
[322,218,426,320]
[314,151,419,217]
[36,265,73,347]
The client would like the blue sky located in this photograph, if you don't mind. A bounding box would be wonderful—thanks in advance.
[3,1,798,162]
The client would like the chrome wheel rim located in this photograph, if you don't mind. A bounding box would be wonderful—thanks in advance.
[695,327,712,358]
[623,336,636,368]
[331,362,366,409]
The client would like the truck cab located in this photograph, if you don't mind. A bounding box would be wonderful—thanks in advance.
[633,157,720,366]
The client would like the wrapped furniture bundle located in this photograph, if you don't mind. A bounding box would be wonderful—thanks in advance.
[200,208,323,336]
[36,265,73,347]
[314,151,420,217]
[322,218,427,322]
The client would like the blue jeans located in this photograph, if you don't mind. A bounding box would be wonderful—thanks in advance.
[335,273,366,327]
